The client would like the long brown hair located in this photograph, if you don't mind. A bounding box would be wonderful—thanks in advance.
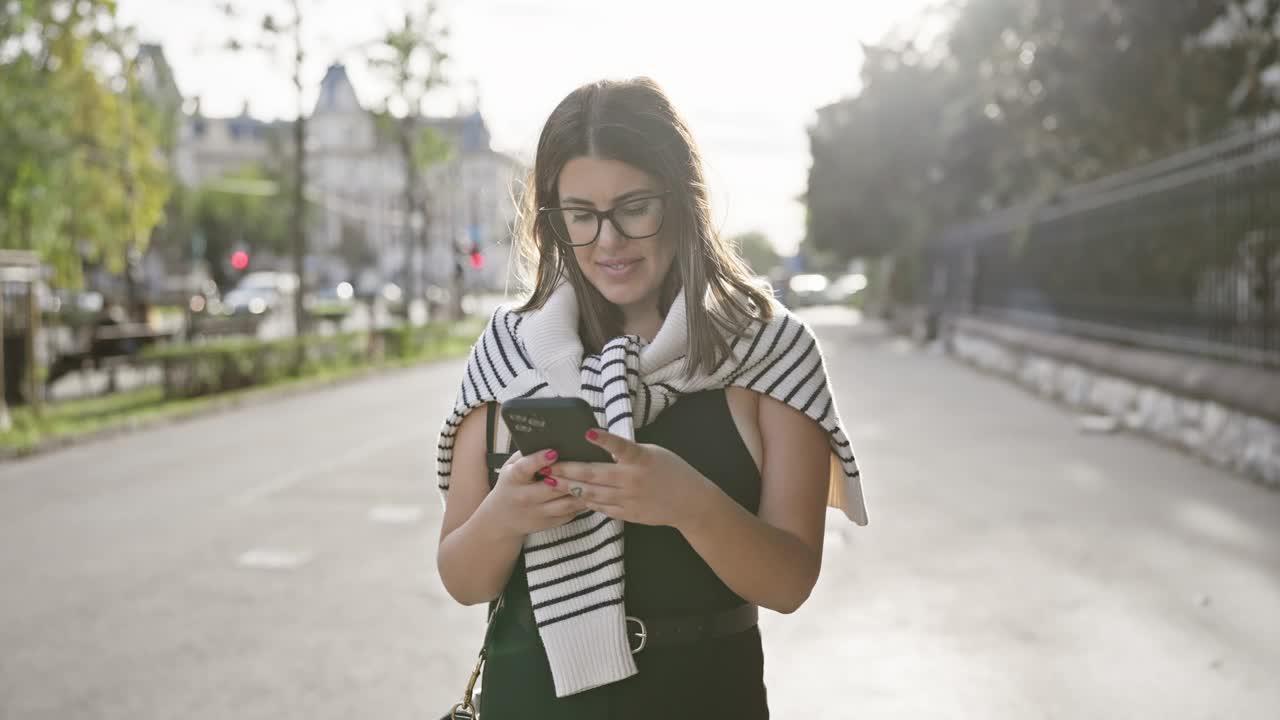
[514,77,774,377]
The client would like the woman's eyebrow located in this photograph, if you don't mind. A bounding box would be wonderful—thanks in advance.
[560,188,656,207]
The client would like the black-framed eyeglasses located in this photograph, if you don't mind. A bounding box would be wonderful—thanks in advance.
[537,191,672,247]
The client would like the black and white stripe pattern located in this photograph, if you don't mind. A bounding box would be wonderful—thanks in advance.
[436,286,866,697]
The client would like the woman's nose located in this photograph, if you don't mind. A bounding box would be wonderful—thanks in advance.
[595,218,626,249]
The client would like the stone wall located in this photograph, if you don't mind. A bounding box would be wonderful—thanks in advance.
[946,316,1280,488]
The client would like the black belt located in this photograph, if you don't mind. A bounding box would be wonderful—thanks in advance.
[624,605,758,654]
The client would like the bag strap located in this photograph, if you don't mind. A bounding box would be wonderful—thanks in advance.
[450,592,504,719]
[481,402,511,620]
[450,403,513,719]
[484,403,512,488]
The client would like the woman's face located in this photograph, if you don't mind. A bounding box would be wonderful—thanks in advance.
[555,156,676,314]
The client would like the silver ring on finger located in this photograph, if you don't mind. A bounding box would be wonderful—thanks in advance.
[570,486,584,499]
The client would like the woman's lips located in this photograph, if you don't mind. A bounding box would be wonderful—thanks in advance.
[595,258,643,279]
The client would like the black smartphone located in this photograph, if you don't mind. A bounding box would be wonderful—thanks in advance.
[500,397,614,464]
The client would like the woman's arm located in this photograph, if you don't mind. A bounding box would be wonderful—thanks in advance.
[437,404,591,606]
[676,395,830,613]
[437,405,525,605]
[550,395,831,614]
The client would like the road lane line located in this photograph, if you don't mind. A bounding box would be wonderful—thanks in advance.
[230,426,423,505]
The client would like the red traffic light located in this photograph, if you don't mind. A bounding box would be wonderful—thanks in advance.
[231,250,250,271]
[469,250,485,270]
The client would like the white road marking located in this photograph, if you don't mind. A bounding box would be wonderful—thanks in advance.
[1077,414,1120,434]
[368,504,424,525]
[230,427,422,505]
[236,548,312,571]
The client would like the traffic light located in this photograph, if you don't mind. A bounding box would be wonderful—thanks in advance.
[231,250,249,271]
[468,245,484,270]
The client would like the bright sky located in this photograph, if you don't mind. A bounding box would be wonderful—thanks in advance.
[117,0,930,255]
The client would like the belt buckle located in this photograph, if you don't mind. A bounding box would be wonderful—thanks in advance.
[625,616,647,654]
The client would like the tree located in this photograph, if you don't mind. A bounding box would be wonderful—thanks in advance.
[0,1,171,289]
[941,0,1258,187]
[804,0,1280,300]
[731,231,782,275]
[1216,0,1280,117]
[367,2,454,319]
[336,219,376,277]
[182,166,295,291]
[806,44,952,264]
[219,0,313,339]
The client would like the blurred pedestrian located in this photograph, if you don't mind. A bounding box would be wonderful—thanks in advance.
[434,77,868,719]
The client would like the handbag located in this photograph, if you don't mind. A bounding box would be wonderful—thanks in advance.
[441,403,513,719]
[441,595,503,719]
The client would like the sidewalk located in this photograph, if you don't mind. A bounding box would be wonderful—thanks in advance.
[760,309,1280,719]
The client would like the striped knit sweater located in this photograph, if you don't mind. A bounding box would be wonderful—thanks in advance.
[436,282,867,697]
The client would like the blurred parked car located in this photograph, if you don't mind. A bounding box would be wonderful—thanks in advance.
[47,288,105,325]
[146,274,222,332]
[304,281,356,319]
[825,273,869,305]
[787,273,831,307]
[223,271,299,317]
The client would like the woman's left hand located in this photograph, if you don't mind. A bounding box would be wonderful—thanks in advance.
[546,429,712,529]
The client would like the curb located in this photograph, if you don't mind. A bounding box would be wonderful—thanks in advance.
[0,355,464,464]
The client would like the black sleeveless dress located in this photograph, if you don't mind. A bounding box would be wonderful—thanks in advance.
[479,389,769,719]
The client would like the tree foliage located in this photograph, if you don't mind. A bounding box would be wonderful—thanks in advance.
[218,0,314,335]
[366,1,452,312]
[731,230,783,275]
[181,165,296,290]
[805,0,1280,266]
[0,0,171,287]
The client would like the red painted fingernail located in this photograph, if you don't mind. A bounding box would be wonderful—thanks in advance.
[543,477,558,487]
[545,450,558,461]
[586,430,598,441]
[535,467,548,477]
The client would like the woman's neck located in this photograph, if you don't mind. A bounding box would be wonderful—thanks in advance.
[621,303,663,341]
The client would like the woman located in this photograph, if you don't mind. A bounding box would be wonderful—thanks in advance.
[436,77,867,718]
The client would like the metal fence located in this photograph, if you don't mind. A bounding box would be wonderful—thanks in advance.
[926,124,1280,367]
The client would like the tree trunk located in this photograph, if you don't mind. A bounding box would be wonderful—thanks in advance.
[289,1,308,366]
[400,120,421,323]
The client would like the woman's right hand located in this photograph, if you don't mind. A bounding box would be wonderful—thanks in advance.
[480,448,588,538]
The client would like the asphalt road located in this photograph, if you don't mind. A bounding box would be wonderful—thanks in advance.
[2,307,1277,719]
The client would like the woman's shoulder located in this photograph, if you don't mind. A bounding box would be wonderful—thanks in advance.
[488,300,527,322]
[476,302,531,339]
[736,298,813,340]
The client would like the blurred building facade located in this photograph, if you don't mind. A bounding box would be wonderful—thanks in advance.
[167,57,521,294]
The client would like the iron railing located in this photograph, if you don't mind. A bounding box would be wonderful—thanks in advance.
[927,125,1280,367]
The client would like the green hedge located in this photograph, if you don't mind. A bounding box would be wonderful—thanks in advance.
[143,322,470,400]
